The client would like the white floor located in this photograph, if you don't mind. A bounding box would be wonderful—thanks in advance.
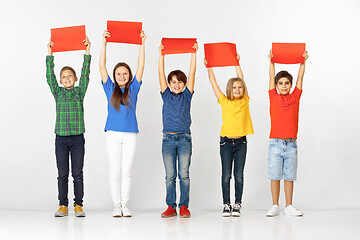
[0,210,359,240]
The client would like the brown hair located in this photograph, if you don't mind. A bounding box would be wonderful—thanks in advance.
[60,66,76,78]
[167,70,187,85]
[226,77,245,100]
[275,71,293,85]
[111,62,133,111]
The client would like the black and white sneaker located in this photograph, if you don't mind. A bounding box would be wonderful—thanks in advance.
[232,203,241,217]
[222,204,232,217]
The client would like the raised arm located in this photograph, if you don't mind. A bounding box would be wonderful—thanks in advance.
[204,58,223,100]
[99,30,110,84]
[187,42,198,94]
[46,40,60,97]
[158,44,167,93]
[84,35,91,55]
[235,53,248,97]
[268,50,276,90]
[295,51,308,90]
[79,36,91,97]
[135,31,146,82]
[47,40,54,56]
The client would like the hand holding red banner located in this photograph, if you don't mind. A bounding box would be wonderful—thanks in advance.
[107,21,142,44]
[271,43,306,64]
[204,42,239,68]
[50,25,86,53]
[161,38,197,55]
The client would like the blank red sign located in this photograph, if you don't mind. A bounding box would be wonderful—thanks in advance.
[161,38,197,55]
[204,42,239,68]
[107,21,142,44]
[51,25,86,53]
[271,43,306,64]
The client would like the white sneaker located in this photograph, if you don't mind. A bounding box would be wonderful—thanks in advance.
[284,205,303,216]
[113,205,122,217]
[122,205,132,217]
[266,205,280,217]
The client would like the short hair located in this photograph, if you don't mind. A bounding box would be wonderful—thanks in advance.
[275,71,293,85]
[60,66,77,78]
[167,70,187,85]
[226,77,245,100]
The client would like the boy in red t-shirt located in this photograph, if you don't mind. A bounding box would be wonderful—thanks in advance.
[266,50,309,217]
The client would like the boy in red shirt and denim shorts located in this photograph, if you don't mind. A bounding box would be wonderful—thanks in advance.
[266,50,308,217]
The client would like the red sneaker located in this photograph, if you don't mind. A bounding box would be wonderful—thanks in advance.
[161,206,177,218]
[179,206,191,218]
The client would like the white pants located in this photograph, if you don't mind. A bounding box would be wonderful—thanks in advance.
[106,131,137,207]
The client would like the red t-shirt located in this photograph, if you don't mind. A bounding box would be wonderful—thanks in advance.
[269,87,302,139]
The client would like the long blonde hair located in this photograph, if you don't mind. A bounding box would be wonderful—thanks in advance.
[226,77,245,100]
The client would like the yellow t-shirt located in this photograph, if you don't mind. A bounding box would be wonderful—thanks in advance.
[218,94,254,137]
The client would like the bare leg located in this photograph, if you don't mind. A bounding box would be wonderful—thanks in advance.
[284,180,293,206]
[271,180,280,205]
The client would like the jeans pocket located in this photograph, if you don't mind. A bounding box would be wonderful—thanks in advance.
[184,134,192,142]
[220,137,226,146]
[79,134,85,144]
[162,134,169,142]
[290,141,297,149]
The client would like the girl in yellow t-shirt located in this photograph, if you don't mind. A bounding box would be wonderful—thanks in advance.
[204,54,254,217]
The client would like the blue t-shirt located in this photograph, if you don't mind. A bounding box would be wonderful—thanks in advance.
[102,75,141,133]
[161,87,193,133]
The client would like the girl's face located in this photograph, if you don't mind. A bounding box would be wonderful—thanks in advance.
[277,77,292,95]
[232,81,244,99]
[115,66,130,87]
[60,70,77,89]
[169,76,185,94]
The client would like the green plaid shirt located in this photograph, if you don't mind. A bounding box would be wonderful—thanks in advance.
[46,55,91,136]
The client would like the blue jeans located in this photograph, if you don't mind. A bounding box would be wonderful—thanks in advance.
[55,134,85,207]
[268,138,298,181]
[220,136,247,204]
[162,133,192,208]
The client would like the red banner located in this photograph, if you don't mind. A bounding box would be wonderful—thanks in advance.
[204,42,239,68]
[271,43,306,64]
[107,21,142,44]
[51,25,86,53]
[161,38,197,55]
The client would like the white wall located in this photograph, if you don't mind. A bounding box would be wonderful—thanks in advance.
[0,0,359,211]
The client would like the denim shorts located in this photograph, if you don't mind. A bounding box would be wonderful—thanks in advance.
[267,138,298,181]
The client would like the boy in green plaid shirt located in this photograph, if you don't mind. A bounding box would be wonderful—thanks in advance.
[46,37,91,217]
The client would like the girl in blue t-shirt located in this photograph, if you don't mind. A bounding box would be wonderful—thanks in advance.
[158,42,198,218]
[99,29,146,217]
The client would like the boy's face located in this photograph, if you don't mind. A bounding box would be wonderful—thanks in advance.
[169,76,185,94]
[232,81,244,99]
[276,77,292,95]
[115,66,130,87]
[60,70,77,89]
